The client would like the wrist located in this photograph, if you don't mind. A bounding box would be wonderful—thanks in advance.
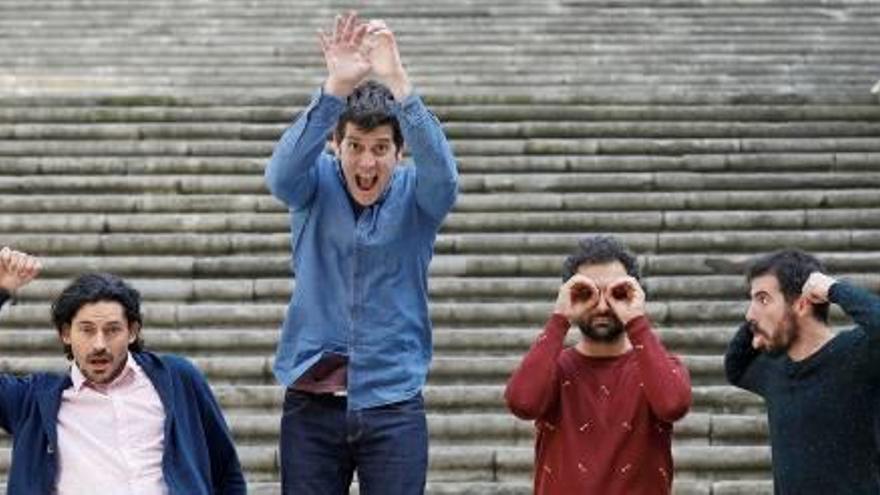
[323,77,357,98]
[386,72,412,101]
[622,312,647,329]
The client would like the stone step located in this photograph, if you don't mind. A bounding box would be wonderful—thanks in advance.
[1,152,878,176]
[1,137,879,156]
[0,295,864,329]
[0,209,877,236]
[0,352,772,387]
[0,479,775,495]
[2,231,879,266]
[1,172,878,195]
[220,411,768,446]
[3,104,880,123]
[2,251,878,279]
[5,121,880,140]
[16,273,871,302]
[1,87,874,105]
[0,189,877,216]
[0,324,740,356]
[209,384,764,415]
[0,443,771,485]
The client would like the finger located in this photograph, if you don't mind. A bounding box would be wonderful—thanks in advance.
[333,14,344,43]
[569,282,595,306]
[24,259,42,282]
[367,19,388,33]
[8,251,24,274]
[23,256,39,276]
[0,247,10,268]
[318,30,332,56]
[607,279,633,302]
[341,11,358,43]
[351,22,370,48]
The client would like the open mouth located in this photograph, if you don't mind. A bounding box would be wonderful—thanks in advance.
[355,174,379,191]
[88,356,111,371]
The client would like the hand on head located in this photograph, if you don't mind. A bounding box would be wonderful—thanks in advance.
[801,271,836,305]
[0,247,42,292]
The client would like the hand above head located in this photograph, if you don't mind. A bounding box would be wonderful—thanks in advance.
[0,247,42,292]
[554,274,600,323]
[319,11,373,98]
[364,19,411,101]
[605,276,646,326]
[801,271,837,305]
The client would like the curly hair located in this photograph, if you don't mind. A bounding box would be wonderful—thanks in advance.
[562,235,640,282]
[747,249,829,323]
[51,273,144,359]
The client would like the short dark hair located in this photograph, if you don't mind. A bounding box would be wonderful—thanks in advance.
[334,80,404,151]
[747,249,829,323]
[51,273,145,359]
[562,235,641,282]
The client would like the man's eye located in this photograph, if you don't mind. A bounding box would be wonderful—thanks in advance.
[375,145,388,154]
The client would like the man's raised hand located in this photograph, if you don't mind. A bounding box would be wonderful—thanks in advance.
[802,271,836,305]
[554,274,600,323]
[0,247,41,292]
[605,277,646,326]
[320,12,372,97]
[365,20,411,101]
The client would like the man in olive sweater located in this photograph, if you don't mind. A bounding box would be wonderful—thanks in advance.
[725,249,880,494]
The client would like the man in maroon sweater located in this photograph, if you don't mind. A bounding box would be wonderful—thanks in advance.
[505,235,692,494]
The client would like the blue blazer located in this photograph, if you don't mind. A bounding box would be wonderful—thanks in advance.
[0,351,246,494]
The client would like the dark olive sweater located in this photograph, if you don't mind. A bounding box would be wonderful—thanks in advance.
[725,281,880,494]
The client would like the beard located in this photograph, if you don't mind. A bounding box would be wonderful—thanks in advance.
[577,314,625,343]
[752,308,799,354]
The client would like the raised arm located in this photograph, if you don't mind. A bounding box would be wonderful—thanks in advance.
[724,321,770,396]
[366,19,458,223]
[0,247,41,310]
[607,277,691,422]
[803,272,880,339]
[505,276,598,420]
[265,12,372,209]
[0,247,42,434]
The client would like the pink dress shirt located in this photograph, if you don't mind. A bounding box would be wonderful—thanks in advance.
[56,353,169,495]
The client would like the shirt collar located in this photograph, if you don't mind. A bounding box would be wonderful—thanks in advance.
[69,352,139,393]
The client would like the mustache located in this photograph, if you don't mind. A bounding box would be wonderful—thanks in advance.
[86,350,112,361]
[748,321,770,340]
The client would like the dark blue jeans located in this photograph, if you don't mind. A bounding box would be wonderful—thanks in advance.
[280,389,428,495]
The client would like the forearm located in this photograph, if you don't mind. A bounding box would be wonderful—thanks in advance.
[830,281,880,336]
[504,314,567,420]
[398,93,458,222]
[724,322,764,393]
[265,89,344,207]
[627,316,692,422]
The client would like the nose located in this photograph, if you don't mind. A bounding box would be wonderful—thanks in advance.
[358,154,379,170]
[92,332,108,352]
[745,301,757,323]
[595,293,610,312]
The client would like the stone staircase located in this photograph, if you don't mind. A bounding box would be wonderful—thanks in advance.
[1,0,880,494]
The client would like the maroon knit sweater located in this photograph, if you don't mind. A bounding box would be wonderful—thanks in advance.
[505,314,692,495]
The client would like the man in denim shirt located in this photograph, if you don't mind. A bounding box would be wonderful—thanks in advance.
[264,12,458,495]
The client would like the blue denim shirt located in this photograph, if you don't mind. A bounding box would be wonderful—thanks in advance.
[265,88,458,410]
